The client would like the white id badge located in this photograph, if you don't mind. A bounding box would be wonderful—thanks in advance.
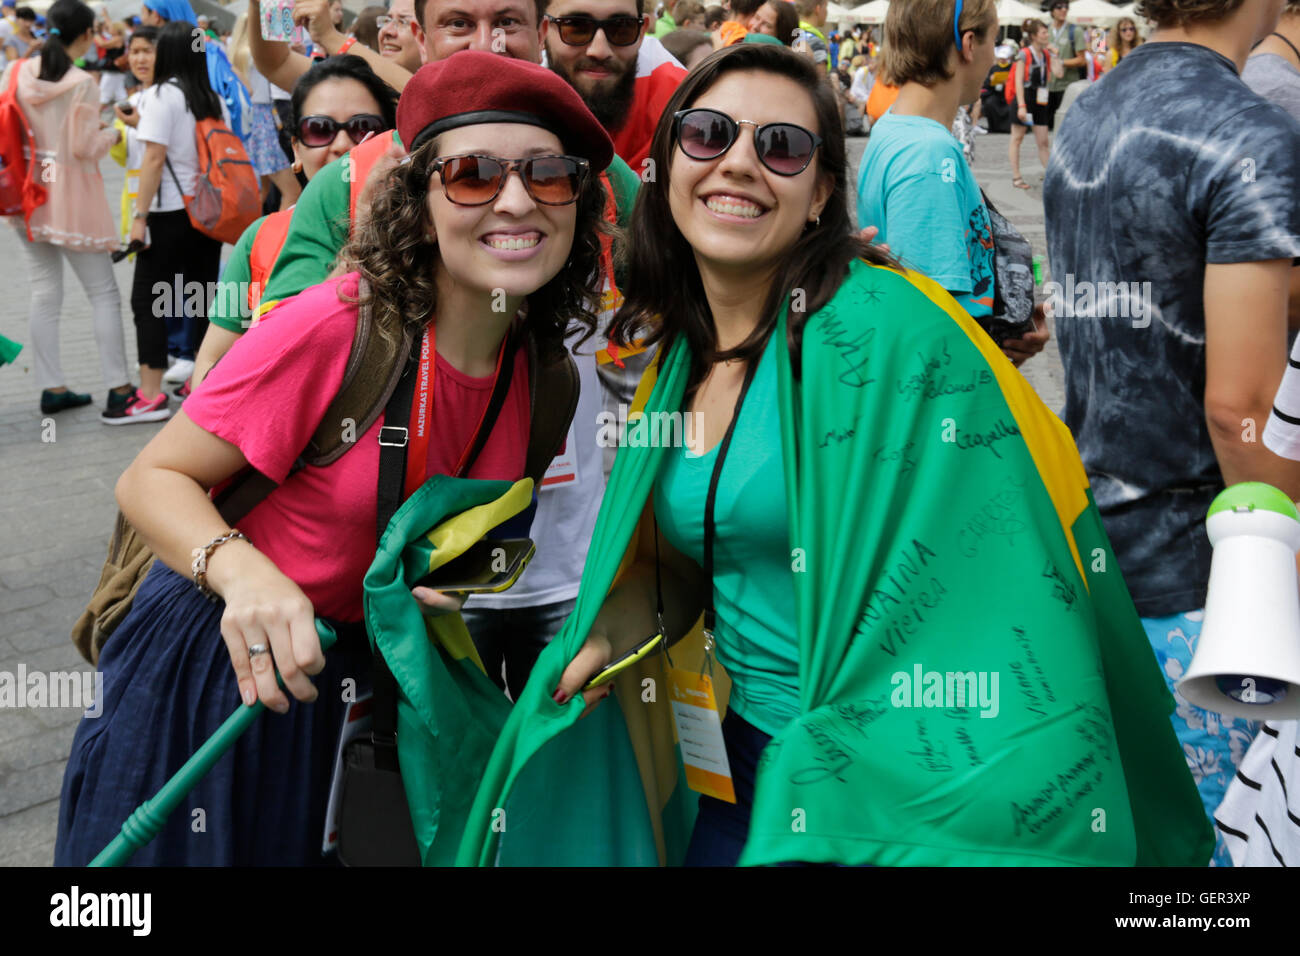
[1036,86,1050,106]
[667,668,736,803]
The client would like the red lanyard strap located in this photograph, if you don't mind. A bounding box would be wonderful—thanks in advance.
[402,322,521,498]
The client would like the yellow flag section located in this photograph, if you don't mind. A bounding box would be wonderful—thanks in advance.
[419,479,535,670]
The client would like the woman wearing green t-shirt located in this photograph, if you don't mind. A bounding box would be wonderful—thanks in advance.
[556,44,887,863]
[531,42,1207,868]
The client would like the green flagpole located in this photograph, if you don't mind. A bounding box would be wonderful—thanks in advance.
[89,620,339,867]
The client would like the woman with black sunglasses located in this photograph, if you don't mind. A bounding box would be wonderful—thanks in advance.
[487,43,1207,867]
[191,54,399,392]
[54,51,612,866]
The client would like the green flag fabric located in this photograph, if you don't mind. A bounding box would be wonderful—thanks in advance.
[441,259,1211,866]
[0,333,21,367]
[363,473,536,865]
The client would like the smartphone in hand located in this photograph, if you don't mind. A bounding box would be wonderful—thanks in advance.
[412,538,535,595]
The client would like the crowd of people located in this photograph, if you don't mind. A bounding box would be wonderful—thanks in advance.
[5,0,1300,867]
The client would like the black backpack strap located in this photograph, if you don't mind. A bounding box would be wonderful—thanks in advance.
[456,325,520,479]
[211,470,281,526]
[308,278,412,467]
[370,333,421,769]
[162,156,184,213]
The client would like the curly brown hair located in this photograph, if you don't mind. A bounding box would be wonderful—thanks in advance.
[1134,0,1246,27]
[338,138,609,363]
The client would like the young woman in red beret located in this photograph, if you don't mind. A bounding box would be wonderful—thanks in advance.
[55,51,613,866]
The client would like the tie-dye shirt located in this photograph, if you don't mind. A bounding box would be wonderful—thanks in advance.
[1043,42,1300,616]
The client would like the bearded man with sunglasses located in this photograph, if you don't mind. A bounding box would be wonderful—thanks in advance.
[544,0,686,171]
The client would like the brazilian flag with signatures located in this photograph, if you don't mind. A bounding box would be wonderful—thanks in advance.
[449,258,1211,866]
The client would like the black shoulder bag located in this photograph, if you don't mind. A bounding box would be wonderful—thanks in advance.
[336,329,520,867]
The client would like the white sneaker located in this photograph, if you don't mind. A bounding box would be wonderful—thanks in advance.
[163,359,195,383]
[974,125,989,135]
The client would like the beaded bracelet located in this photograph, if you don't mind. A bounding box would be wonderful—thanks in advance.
[191,530,247,601]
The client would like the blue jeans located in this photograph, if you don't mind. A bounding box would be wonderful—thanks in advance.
[462,597,576,701]
[683,710,768,866]
[682,709,875,867]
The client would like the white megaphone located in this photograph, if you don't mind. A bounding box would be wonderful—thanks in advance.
[1178,482,1300,719]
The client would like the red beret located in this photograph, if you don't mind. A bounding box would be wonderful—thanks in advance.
[397,51,614,172]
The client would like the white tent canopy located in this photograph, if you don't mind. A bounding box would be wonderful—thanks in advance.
[827,2,886,26]
[995,0,1042,26]
[1065,0,1126,25]
[839,0,891,25]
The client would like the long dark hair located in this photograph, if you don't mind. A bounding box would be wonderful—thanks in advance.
[290,54,398,134]
[768,0,799,46]
[39,0,94,82]
[339,137,608,364]
[151,19,222,120]
[610,43,895,388]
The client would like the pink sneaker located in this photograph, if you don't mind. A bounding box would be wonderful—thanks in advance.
[100,388,171,425]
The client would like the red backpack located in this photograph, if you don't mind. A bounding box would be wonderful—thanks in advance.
[1005,47,1053,105]
[165,115,260,245]
[0,60,48,238]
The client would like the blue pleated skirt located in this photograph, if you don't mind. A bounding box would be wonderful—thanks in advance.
[55,562,373,867]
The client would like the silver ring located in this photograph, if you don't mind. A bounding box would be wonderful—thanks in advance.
[247,644,270,658]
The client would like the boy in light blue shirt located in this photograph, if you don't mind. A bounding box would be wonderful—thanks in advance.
[857,0,1048,366]
[859,111,995,321]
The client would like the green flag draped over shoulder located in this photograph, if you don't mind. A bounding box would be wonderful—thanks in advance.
[364,473,538,865]
[448,259,1211,866]
[0,334,21,367]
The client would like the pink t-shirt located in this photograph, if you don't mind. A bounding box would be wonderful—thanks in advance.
[185,273,531,622]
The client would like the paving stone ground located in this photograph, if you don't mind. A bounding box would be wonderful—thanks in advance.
[0,129,1064,866]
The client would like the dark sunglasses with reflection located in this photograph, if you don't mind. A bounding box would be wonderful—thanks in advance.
[673,108,822,176]
[544,14,644,46]
[428,154,591,206]
[296,113,388,148]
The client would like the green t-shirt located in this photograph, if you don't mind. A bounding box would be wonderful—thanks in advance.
[208,213,267,334]
[260,130,643,308]
[653,333,798,737]
[653,10,675,37]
